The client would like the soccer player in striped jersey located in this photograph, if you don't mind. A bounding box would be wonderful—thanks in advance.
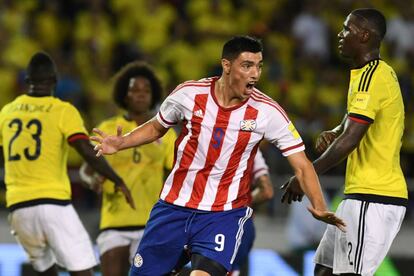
[282,9,407,276]
[0,52,134,276]
[92,36,345,276]
[79,61,176,276]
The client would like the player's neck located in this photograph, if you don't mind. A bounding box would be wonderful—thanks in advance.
[27,86,53,97]
[215,77,244,108]
[352,49,380,68]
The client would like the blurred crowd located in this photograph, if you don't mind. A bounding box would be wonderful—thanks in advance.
[0,0,414,206]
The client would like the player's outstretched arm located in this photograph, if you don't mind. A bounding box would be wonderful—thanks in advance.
[91,117,168,156]
[70,139,135,209]
[284,151,346,232]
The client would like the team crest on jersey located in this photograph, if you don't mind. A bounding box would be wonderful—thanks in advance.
[134,253,143,267]
[240,119,256,131]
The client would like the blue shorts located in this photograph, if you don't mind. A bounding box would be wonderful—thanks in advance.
[130,200,253,275]
[232,217,255,270]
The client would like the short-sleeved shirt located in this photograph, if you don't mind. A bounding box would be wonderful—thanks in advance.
[0,95,87,207]
[96,115,176,230]
[346,59,407,200]
[156,77,304,211]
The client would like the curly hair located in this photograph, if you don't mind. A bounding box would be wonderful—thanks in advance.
[112,61,162,110]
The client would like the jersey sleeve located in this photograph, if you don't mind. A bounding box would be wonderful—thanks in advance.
[252,149,269,181]
[263,108,305,157]
[156,92,184,128]
[348,71,385,124]
[162,128,177,170]
[59,103,88,140]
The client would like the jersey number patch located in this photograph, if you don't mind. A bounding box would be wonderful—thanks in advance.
[8,118,42,161]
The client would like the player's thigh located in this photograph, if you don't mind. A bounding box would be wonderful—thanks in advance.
[42,204,98,271]
[314,224,336,269]
[314,200,345,269]
[101,245,130,276]
[8,206,56,272]
[332,200,405,275]
[190,206,253,272]
[232,218,255,270]
[97,229,143,264]
[130,201,190,275]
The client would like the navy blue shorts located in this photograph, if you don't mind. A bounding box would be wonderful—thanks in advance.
[232,217,255,270]
[130,200,253,275]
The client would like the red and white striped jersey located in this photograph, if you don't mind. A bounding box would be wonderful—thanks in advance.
[252,149,269,182]
[156,77,304,211]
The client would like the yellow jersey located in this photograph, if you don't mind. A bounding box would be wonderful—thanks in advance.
[345,59,407,203]
[0,95,88,208]
[97,115,176,230]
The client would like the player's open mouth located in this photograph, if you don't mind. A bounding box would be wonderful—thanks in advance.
[246,83,255,90]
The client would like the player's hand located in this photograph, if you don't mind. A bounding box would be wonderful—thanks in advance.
[115,181,136,210]
[315,130,338,154]
[90,126,124,156]
[307,206,346,232]
[280,176,304,204]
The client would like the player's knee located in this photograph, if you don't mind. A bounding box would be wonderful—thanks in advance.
[314,263,333,276]
[191,254,227,276]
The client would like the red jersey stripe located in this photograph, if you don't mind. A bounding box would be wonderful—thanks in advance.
[280,142,304,153]
[348,116,371,125]
[67,133,89,143]
[165,94,209,203]
[212,105,259,211]
[158,111,176,126]
[185,108,232,209]
[233,143,260,208]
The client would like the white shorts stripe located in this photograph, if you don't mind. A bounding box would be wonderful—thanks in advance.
[230,207,253,264]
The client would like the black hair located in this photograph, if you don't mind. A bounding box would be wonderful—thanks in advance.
[25,52,57,83]
[112,61,162,110]
[352,8,387,39]
[222,35,263,61]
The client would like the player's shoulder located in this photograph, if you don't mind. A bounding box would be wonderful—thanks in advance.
[376,60,398,81]
[363,59,394,81]
[170,77,216,95]
[249,88,289,118]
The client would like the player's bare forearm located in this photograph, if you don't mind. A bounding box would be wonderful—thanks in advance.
[314,118,369,174]
[71,139,123,184]
[119,117,168,150]
[287,152,327,211]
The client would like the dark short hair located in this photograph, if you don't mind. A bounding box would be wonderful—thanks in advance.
[112,61,162,110]
[222,35,263,61]
[25,52,57,83]
[352,8,387,39]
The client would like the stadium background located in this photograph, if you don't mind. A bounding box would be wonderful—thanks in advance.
[0,0,413,275]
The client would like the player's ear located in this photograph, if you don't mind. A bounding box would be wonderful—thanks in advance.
[221,58,231,75]
[360,29,370,43]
